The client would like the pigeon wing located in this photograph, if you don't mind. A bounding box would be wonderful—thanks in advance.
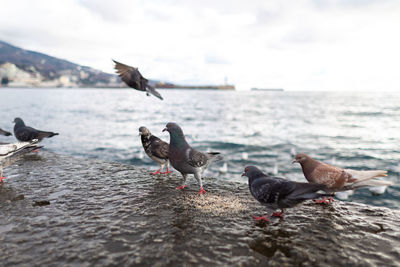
[0,145,41,169]
[113,60,145,91]
[187,148,208,168]
[0,140,39,160]
[15,126,40,142]
[0,144,17,156]
[312,163,353,188]
[251,176,294,205]
[148,136,169,159]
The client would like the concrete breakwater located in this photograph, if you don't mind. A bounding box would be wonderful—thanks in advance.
[0,151,399,266]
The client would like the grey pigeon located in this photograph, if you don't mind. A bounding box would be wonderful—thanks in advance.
[0,128,12,136]
[242,166,330,222]
[139,126,171,175]
[113,59,163,100]
[163,122,221,195]
[0,139,42,182]
[13,118,59,142]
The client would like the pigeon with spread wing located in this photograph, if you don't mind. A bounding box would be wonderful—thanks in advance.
[113,59,163,100]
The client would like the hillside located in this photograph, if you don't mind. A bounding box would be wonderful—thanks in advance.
[0,40,234,89]
[0,40,119,87]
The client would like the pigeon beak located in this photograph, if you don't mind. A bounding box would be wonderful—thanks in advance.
[291,160,297,164]
[162,128,167,132]
[241,172,246,177]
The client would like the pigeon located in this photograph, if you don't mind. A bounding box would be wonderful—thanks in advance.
[139,126,171,175]
[163,122,221,194]
[113,59,163,100]
[242,166,330,222]
[0,139,42,182]
[292,153,392,204]
[13,118,59,142]
[0,128,12,136]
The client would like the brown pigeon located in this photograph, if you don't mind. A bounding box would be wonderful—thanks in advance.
[292,153,392,203]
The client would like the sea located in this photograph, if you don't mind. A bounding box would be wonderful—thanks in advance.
[0,88,399,209]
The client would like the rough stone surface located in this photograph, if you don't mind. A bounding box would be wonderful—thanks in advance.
[0,151,399,266]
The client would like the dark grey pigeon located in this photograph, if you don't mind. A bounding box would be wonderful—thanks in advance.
[0,128,12,136]
[139,126,171,175]
[242,166,330,222]
[163,122,221,195]
[113,59,163,100]
[13,118,59,142]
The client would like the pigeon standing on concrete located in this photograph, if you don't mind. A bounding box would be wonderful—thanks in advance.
[113,60,163,100]
[13,118,59,142]
[242,166,330,222]
[292,153,392,204]
[0,139,42,183]
[163,122,221,195]
[0,128,12,136]
[139,126,171,175]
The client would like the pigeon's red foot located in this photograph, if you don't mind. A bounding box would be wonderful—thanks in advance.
[272,211,284,219]
[161,170,173,174]
[0,176,6,183]
[253,215,270,222]
[314,197,334,205]
[198,188,207,195]
[33,149,39,153]
[150,170,161,175]
[176,185,187,190]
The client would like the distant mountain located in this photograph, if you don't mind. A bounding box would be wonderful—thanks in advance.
[0,40,119,87]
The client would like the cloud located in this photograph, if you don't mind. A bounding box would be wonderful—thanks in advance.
[0,0,399,90]
[204,54,231,65]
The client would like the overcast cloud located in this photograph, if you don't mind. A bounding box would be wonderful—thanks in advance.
[0,0,399,90]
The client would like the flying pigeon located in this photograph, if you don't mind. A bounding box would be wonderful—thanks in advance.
[13,118,59,142]
[242,165,330,222]
[0,139,42,182]
[139,126,172,175]
[163,122,221,195]
[113,59,163,100]
[292,153,392,204]
[0,128,12,136]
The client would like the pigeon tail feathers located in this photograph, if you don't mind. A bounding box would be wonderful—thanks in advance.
[288,182,330,200]
[206,152,223,162]
[349,179,393,189]
[343,169,391,190]
[38,131,59,139]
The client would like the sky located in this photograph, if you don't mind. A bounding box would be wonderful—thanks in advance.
[0,0,399,91]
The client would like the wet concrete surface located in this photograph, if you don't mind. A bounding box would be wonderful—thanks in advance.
[0,151,399,266]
